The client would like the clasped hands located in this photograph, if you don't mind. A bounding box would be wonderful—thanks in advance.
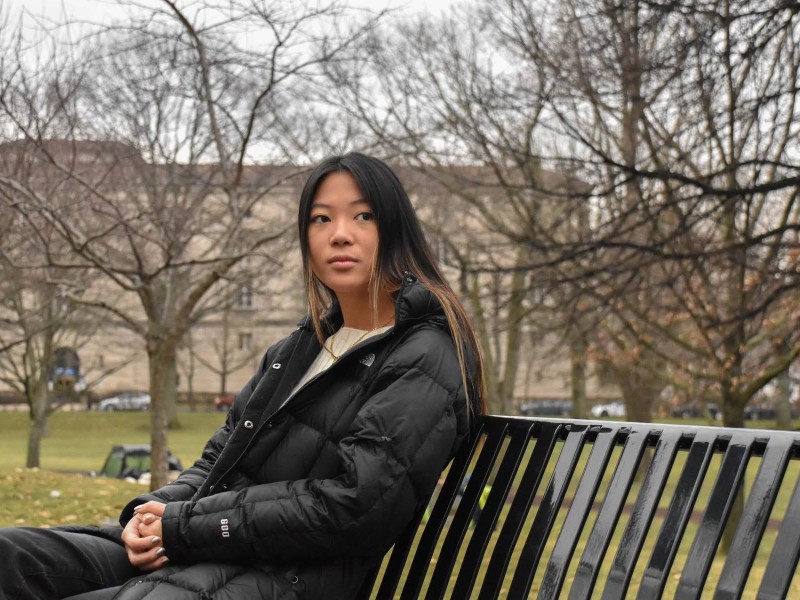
[121,501,169,571]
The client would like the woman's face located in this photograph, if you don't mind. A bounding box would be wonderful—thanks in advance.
[307,171,379,302]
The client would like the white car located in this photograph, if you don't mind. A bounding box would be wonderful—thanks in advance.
[591,401,626,418]
[97,392,151,412]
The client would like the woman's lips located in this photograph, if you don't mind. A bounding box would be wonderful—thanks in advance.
[328,256,358,269]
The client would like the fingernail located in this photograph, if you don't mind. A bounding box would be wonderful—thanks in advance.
[156,547,167,557]
[150,536,160,545]
[133,505,144,513]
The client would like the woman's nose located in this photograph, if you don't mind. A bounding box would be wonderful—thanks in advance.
[330,219,353,244]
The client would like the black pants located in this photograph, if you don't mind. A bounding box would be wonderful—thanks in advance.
[0,526,140,600]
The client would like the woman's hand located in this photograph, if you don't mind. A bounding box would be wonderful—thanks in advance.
[121,501,168,571]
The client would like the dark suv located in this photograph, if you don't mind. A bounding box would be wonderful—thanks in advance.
[519,399,572,417]
[99,445,183,480]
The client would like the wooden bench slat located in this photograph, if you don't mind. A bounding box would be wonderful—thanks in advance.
[478,421,563,600]
[714,435,793,600]
[675,433,754,598]
[508,425,591,599]
[539,426,620,598]
[635,430,718,599]
[569,428,649,599]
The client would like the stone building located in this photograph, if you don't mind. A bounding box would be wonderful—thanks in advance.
[0,140,618,411]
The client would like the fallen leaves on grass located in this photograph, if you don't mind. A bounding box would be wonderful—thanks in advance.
[0,468,146,527]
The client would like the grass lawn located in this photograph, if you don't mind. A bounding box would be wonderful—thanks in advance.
[0,467,144,527]
[0,410,226,527]
[0,410,225,473]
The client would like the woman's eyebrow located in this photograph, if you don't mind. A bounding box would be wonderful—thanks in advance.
[311,198,369,209]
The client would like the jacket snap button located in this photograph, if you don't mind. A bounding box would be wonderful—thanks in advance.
[243,420,254,429]
[272,363,281,369]
[290,576,299,584]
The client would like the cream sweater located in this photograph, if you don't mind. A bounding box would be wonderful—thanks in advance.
[292,325,394,393]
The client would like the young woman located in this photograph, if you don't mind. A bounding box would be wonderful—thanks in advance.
[0,152,486,600]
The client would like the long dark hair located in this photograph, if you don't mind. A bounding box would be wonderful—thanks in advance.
[297,152,487,416]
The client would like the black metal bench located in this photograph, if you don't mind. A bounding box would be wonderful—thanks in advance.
[360,415,800,599]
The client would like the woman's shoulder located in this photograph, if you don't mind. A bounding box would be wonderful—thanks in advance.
[380,322,461,378]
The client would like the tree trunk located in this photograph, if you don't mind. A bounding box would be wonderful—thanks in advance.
[166,358,180,428]
[497,266,527,416]
[26,382,50,468]
[466,272,499,413]
[774,368,792,430]
[721,388,745,429]
[148,345,178,490]
[570,336,587,419]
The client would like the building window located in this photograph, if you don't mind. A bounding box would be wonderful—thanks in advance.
[239,332,253,352]
[234,282,254,310]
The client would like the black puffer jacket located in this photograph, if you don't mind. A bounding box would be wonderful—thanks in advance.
[112,275,473,599]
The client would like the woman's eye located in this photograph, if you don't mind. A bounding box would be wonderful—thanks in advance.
[310,214,329,224]
[355,212,373,222]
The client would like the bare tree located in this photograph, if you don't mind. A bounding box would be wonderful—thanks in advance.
[328,0,800,427]
[323,7,604,416]
[416,181,538,414]
[517,0,800,427]
[0,0,381,488]
[0,164,134,467]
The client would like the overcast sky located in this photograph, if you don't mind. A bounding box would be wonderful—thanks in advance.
[5,0,463,23]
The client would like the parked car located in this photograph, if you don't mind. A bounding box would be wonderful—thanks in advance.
[744,405,777,420]
[96,392,151,412]
[214,393,235,411]
[98,444,182,481]
[670,402,721,420]
[591,400,626,418]
[519,399,572,417]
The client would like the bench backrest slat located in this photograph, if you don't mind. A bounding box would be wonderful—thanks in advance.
[569,428,649,599]
[540,427,620,598]
[451,421,534,598]
[508,426,591,598]
[634,430,717,599]
[371,420,485,600]
[759,470,800,599]
[676,433,754,597]
[715,436,793,600]
[604,429,684,600]
[479,421,564,600]
[418,419,508,599]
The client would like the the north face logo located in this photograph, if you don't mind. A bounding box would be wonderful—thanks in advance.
[360,353,375,367]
